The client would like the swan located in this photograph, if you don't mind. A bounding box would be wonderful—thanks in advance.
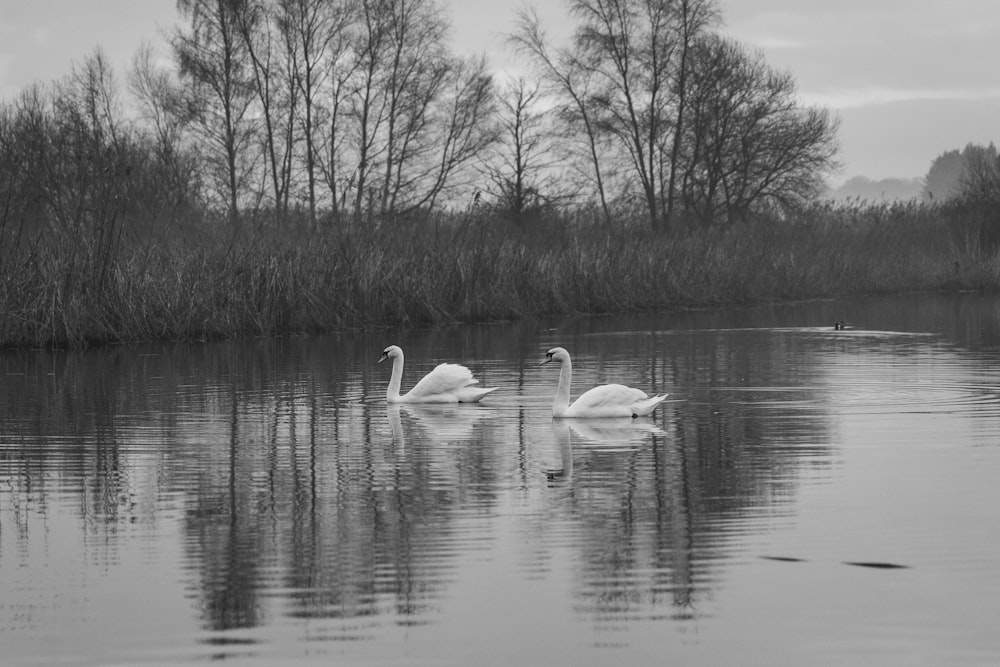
[541,346,668,418]
[379,345,497,403]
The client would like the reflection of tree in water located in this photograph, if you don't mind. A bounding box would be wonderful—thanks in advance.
[0,347,162,552]
[12,304,998,641]
[181,393,504,631]
[554,420,699,619]
[536,329,839,628]
[0,337,508,635]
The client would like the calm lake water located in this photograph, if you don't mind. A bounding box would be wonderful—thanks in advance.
[2,292,999,666]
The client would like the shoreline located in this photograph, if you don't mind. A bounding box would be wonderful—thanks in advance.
[2,205,998,350]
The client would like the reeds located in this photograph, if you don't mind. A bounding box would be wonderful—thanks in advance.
[1,201,997,348]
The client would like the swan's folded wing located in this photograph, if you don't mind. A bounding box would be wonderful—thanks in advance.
[408,362,477,398]
[573,383,649,409]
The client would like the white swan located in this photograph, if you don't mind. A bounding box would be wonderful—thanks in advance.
[541,346,668,418]
[379,345,497,403]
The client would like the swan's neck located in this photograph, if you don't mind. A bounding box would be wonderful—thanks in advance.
[553,358,572,413]
[386,353,404,402]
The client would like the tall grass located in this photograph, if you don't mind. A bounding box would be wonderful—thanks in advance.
[1,200,998,348]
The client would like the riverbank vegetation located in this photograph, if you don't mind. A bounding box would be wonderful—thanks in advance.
[2,198,997,349]
[2,0,999,348]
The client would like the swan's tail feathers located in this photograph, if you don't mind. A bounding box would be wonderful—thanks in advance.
[457,386,499,403]
[631,393,669,417]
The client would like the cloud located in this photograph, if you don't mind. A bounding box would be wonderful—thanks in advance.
[836,96,1000,179]
[0,55,15,100]
[721,1,1000,180]
[30,25,52,48]
[725,0,1000,108]
[802,86,1000,110]
[750,37,804,50]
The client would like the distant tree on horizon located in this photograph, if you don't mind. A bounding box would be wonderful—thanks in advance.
[955,142,1000,204]
[922,143,1000,202]
[827,175,923,203]
[923,148,965,201]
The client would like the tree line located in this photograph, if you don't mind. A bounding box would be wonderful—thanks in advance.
[0,0,840,238]
[924,143,1000,204]
[828,142,1000,205]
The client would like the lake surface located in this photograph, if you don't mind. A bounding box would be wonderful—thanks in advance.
[2,292,999,666]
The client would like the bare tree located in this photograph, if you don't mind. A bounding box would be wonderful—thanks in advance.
[279,0,353,225]
[234,0,298,219]
[330,0,495,221]
[664,0,717,229]
[51,50,130,234]
[510,7,613,226]
[153,0,495,224]
[299,1,359,220]
[0,85,50,241]
[513,0,720,230]
[680,36,838,225]
[377,0,449,216]
[173,0,259,224]
[482,77,555,223]
[129,42,202,219]
[570,0,680,230]
[345,0,389,223]
[412,54,498,213]
[45,50,138,296]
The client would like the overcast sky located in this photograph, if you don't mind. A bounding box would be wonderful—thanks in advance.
[2,0,998,184]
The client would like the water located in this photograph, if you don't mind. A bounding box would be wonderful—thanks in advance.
[2,293,999,666]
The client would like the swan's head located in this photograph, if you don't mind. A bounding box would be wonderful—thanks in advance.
[379,345,403,364]
[541,347,570,365]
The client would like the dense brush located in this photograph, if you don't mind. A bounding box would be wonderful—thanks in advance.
[1,202,997,348]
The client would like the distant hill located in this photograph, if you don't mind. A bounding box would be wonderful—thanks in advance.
[824,176,924,202]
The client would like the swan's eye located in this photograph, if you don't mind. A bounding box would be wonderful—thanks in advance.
[545,352,553,360]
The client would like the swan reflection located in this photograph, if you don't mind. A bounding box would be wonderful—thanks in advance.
[538,418,666,481]
[387,402,491,446]
[541,421,574,480]
[565,418,666,450]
